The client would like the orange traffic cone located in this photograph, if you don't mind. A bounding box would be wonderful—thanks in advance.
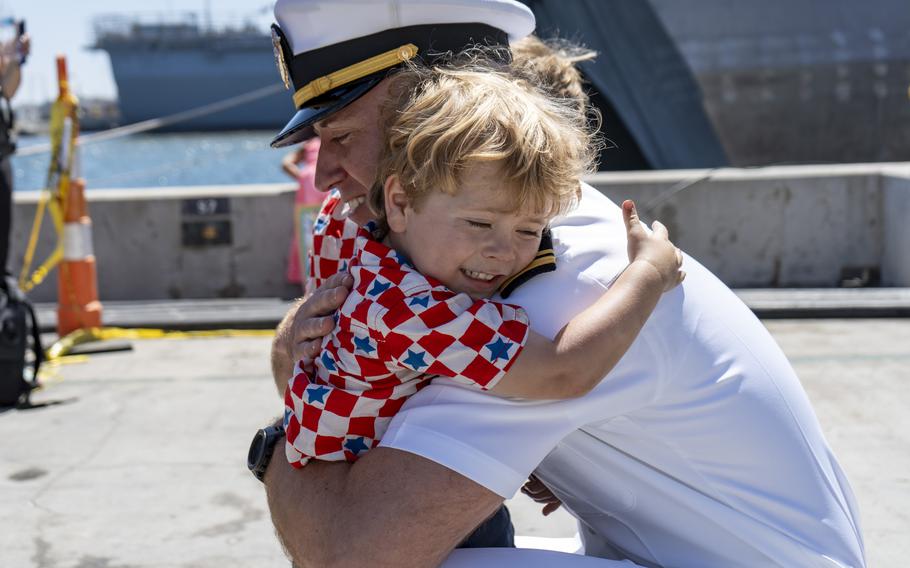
[57,178,103,336]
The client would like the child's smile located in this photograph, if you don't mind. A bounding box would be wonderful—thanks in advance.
[385,163,549,299]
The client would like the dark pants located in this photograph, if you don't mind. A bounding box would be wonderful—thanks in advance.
[457,504,514,548]
[0,157,11,273]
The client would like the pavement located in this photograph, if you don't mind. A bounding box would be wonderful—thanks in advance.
[0,311,907,567]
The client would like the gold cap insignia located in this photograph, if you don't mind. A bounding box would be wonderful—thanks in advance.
[271,27,291,90]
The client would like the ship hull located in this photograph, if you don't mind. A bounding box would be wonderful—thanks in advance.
[650,0,910,165]
[105,46,292,130]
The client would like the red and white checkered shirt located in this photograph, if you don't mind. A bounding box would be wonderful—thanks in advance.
[304,190,358,294]
[284,219,530,467]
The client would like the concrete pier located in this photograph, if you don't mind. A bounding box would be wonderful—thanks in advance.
[0,318,905,567]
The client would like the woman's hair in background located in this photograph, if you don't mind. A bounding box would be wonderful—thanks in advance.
[510,35,598,119]
[369,41,602,224]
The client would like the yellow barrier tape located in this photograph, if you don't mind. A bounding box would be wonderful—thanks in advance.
[19,169,68,292]
[45,327,276,361]
[19,63,80,292]
[19,188,50,290]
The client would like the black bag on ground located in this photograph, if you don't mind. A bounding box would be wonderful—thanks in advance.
[0,276,43,406]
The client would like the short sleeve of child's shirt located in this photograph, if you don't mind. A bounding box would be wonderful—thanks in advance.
[373,288,531,391]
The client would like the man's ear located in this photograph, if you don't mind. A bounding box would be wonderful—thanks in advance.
[384,175,410,233]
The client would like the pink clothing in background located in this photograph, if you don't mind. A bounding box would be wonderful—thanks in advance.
[287,137,322,286]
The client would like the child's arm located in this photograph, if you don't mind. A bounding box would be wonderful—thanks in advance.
[490,200,684,400]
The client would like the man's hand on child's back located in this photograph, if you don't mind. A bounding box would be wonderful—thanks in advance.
[272,272,354,394]
[622,200,685,292]
[521,474,563,516]
[284,272,353,363]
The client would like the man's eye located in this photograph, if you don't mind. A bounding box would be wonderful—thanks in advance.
[467,220,491,229]
[332,133,352,145]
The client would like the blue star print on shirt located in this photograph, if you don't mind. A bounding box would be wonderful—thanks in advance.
[320,351,337,371]
[402,349,428,370]
[486,337,514,362]
[344,437,369,455]
[368,280,391,296]
[353,335,375,355]
[391,249,413,267]
[306,385,331,404]
[409,296,430,308]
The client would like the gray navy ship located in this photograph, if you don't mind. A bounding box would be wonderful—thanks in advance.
[92,13,292,131]
[93,2,910,166]
[649,0,910,166]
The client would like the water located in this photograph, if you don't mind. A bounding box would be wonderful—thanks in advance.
[11,131,293,191]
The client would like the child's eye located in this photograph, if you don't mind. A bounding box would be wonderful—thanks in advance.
[467,220,491,229]
[519,230,541,237]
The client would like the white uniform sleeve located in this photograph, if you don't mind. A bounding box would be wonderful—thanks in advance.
[378,321,667,497]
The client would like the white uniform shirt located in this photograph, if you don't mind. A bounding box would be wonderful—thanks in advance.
[380,184,866,568]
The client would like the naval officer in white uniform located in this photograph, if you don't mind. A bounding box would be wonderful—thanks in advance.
[254,1,867,566]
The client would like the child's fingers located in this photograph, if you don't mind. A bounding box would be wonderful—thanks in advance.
[622,199,639,229]
[651,220,669,239]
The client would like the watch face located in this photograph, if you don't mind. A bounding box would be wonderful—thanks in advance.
[248,429,267,471]
[248,424,285,481]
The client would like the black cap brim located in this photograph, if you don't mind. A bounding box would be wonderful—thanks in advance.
[270,75,385,148]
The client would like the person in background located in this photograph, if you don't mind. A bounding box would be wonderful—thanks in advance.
[280,137,321,289]
[510,35,596,119]
[0,21,28,276]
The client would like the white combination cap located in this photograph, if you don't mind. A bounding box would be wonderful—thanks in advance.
[270,0,536,147]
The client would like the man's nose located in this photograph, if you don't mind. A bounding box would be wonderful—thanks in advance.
[314,148,347,192]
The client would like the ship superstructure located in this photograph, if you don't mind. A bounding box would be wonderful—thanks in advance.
[94,3,910,165]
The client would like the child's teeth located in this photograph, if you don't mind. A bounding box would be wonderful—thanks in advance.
[465,270,494,281]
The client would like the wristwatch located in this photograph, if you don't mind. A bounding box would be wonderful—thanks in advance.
[247,423,285,482]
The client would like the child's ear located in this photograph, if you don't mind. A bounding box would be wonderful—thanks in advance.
[384,175,410,233]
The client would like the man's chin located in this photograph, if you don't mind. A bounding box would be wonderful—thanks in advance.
[346,203,374,226]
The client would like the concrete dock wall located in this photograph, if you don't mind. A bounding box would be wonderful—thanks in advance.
[11,184,300,302]
[590,163,903,287]
[882,166,910,287]
[10,163,910,302]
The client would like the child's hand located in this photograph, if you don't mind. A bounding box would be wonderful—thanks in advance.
[623,200,685,292]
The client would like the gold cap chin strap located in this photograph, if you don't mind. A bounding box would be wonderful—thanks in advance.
[293,43,419,108]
